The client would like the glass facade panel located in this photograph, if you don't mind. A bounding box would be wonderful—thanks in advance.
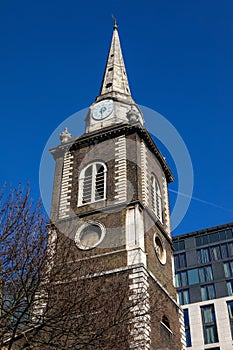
[183,290,190,304]
[227,280,233,296]
[224,261,233,278]
[188,268,199,285]
[205,326,218,344]
[195,229,233,247]
[198,248,210,264]
[226,229,233,240]
[221,243,229,259]
[228,301,233,319]
[195,236,202,246]
[173,240,185,251]
[179,253,187,268]
[209,232,220,244]
[174,253,187,269]
[228,242,233,257]
[210,245,221,261]
[201,284,215,301]
[183,309,192,347]
[227,300,233,340]
[219,230,227,240]
[199,266,213,283]
[178,289,190,305]
[201,305,218,344]
[175,271,188,287]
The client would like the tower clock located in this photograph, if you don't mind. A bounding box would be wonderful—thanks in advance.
[50,21,184,350]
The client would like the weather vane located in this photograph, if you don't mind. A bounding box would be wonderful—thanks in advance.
[112,14,118,29]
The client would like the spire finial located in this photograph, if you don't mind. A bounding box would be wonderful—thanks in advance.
[112,15,118,30]
[96,18,134,103]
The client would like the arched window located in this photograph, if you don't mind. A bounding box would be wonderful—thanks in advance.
[162,315,170,329]
[151,175,163,222]
[78,162,107,206]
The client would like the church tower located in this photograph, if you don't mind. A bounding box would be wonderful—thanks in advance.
[50,21,184,350]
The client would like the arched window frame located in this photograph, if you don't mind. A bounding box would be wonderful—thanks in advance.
[161,315,170,329]
[151,174,163,223]
[78,162,107,206]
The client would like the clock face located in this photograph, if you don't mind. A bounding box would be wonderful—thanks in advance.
[93,100,113,120]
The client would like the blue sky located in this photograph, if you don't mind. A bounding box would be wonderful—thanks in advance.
[0,0,232,235]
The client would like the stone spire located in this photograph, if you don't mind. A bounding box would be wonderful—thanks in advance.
[96,20,134,104]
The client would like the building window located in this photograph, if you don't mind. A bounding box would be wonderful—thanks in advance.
[196,229,233,246]
[201,304,218,344]
[183,309,192,347]
[227,280,233,296]
[221,243,229,259]
[201,284,216,301]
[175,271,188,287]
[198,248,210,264]
[160,315,173,347]
[75,221,106,250]
[224,261,233,278]
[209,245,221,261]
[174,252,187,269]
[188,268,199,285]
[199,266,213,283]
[173,239,185,251]
[227,300,233,339]
[176,267,213,287]
[151,175,163,222]
[198,244,233,263]
[229,242,233,257]
[162,315,170,329]
[78,162,107,206]
[178,289,190,305]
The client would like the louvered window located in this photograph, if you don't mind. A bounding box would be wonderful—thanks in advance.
[78,162,107,206]
[151,175,163,222]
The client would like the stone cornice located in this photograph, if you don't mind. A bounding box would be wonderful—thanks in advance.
[50,123,174,183]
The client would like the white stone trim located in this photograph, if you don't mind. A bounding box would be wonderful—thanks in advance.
[140,141,149,207]
[148,269,179,306]
[75,221,106,250]
[178,308,186,350]
[77,162,107,206]
[125,205,146,266]
[128,266,151,349]
[58,152,73,219]
[115,135,127,203]
[162,176,171,236]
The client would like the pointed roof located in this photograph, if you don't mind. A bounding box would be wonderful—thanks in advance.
[95,20,134,104]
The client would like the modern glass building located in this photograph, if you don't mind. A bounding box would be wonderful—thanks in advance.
[173,222,233,350]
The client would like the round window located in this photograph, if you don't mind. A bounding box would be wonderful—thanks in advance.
[154,233,166,265]
[75,222,105,250]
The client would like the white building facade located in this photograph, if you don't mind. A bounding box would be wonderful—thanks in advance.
[173,222,233,350]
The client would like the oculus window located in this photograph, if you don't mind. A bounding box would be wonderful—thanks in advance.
[154,233,166,265]
[75,221,106,250]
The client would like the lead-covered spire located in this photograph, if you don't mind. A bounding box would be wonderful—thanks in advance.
[96,20,134,104]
